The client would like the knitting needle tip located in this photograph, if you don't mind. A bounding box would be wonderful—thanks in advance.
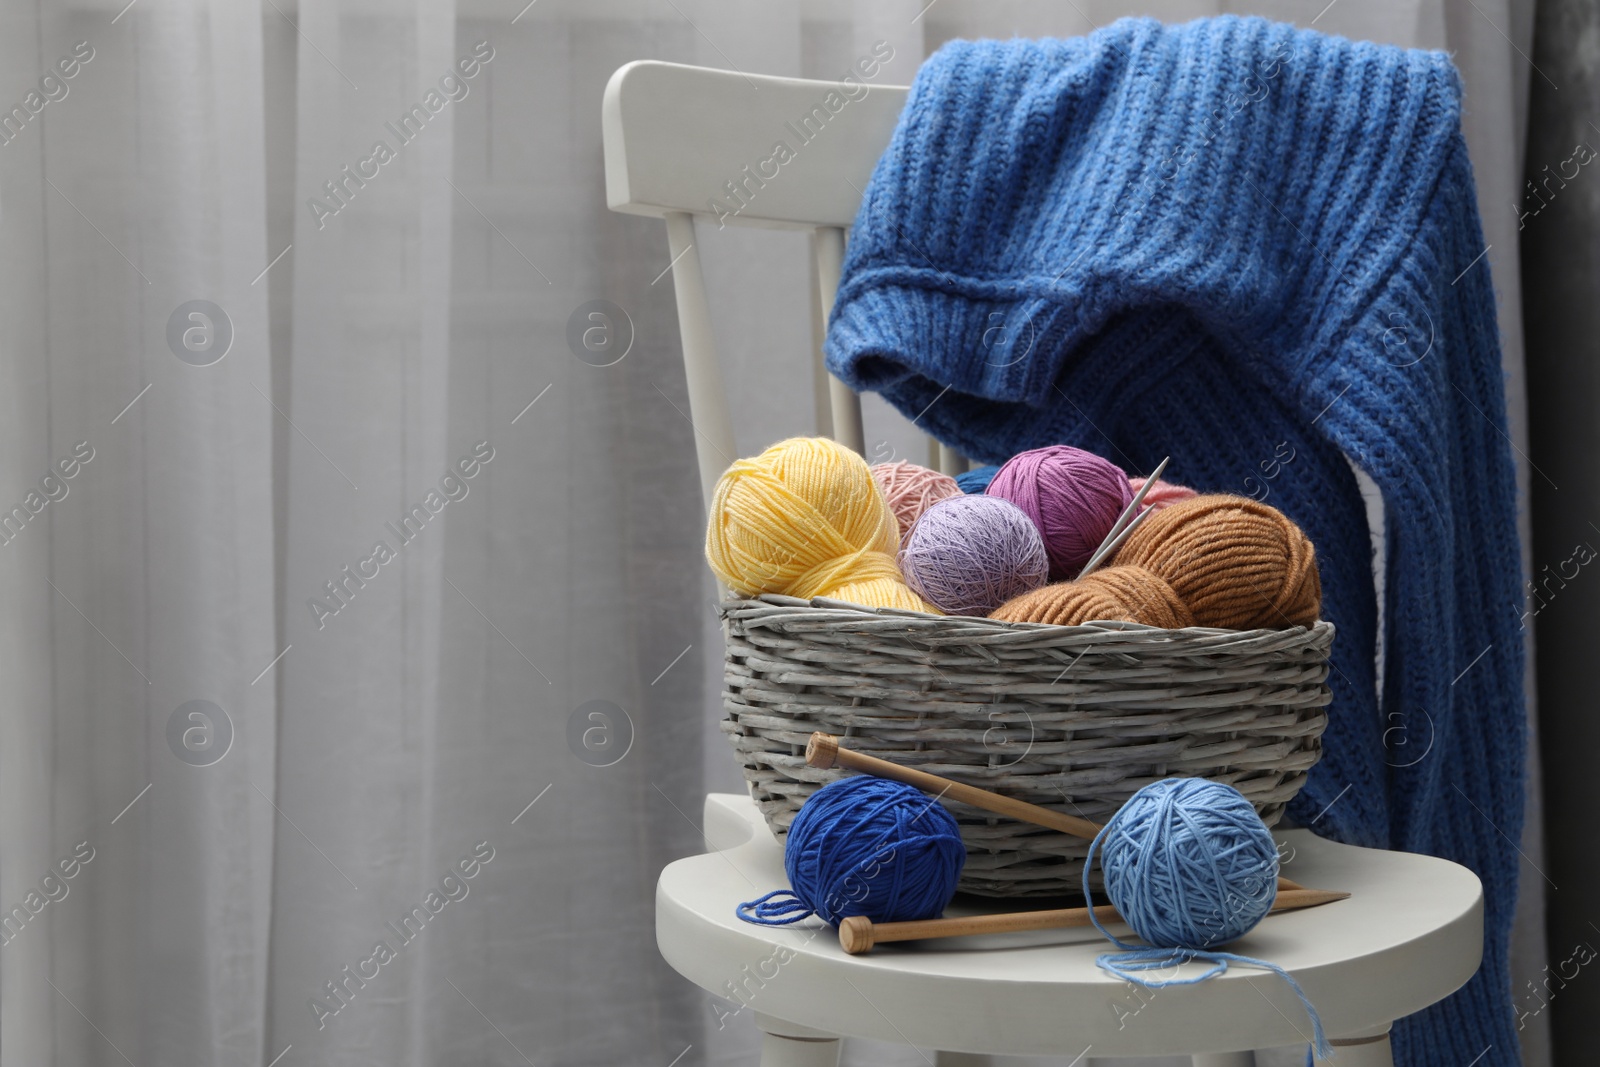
[1078,456,1170,578]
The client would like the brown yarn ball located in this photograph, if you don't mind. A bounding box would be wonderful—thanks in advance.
[988,565,1195,628]
[1111,493,1321,629]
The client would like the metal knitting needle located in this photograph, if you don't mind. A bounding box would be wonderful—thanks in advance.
[1105,456,1169,542]
[1077,455,1169,578]
[1076,504,1154,580]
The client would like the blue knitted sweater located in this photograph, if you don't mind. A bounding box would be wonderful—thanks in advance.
[826,17,1525,1065]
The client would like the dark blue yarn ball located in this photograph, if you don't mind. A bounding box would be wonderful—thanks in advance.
[784,775,966,925]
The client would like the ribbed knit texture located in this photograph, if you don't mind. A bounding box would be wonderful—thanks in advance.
[824,18,1525,1065]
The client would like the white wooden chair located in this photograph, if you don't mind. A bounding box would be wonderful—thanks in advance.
[602,59,1483,1067]
[600,58,966,507]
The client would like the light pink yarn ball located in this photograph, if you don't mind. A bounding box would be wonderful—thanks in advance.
[871,461,963,543]
[1128,476,1200,510]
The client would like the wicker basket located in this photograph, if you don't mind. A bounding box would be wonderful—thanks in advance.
[719,593,1335,898]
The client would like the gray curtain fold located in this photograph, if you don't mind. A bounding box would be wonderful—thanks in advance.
[1522,0,1600,1063]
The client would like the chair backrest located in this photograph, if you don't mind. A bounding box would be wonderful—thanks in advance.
[601,59,967,511]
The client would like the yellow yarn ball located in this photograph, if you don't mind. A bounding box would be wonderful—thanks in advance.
[705,437,940,614]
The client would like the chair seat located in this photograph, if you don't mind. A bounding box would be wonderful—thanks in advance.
[657,794,1482,1059]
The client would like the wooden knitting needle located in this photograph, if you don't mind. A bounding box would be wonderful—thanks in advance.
[1077,455,1169,579]
[807,732,1102,839]
[837,886,1351,954]
[805,733,1309,893]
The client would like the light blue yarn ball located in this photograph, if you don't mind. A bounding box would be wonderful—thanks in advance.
[785,775,966,926]
[1096,778,1279,949]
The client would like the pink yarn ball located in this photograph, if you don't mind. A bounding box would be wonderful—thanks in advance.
[985,445,1132,580]
[1128,476,1199,511]
[871,461,963,542]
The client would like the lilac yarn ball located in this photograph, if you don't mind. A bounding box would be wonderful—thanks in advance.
[897,495,1050,616]
[986,445,1133,581]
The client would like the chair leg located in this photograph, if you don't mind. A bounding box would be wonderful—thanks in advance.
[1192,1054,1254,1067]
[758,1030,842,1067]
[1314,1031,1394,1067]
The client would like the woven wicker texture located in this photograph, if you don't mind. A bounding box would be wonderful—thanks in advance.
[720,594,1335,898]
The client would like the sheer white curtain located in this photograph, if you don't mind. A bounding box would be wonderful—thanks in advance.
[0,1,1541,1066]
[0,1,278,1064]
